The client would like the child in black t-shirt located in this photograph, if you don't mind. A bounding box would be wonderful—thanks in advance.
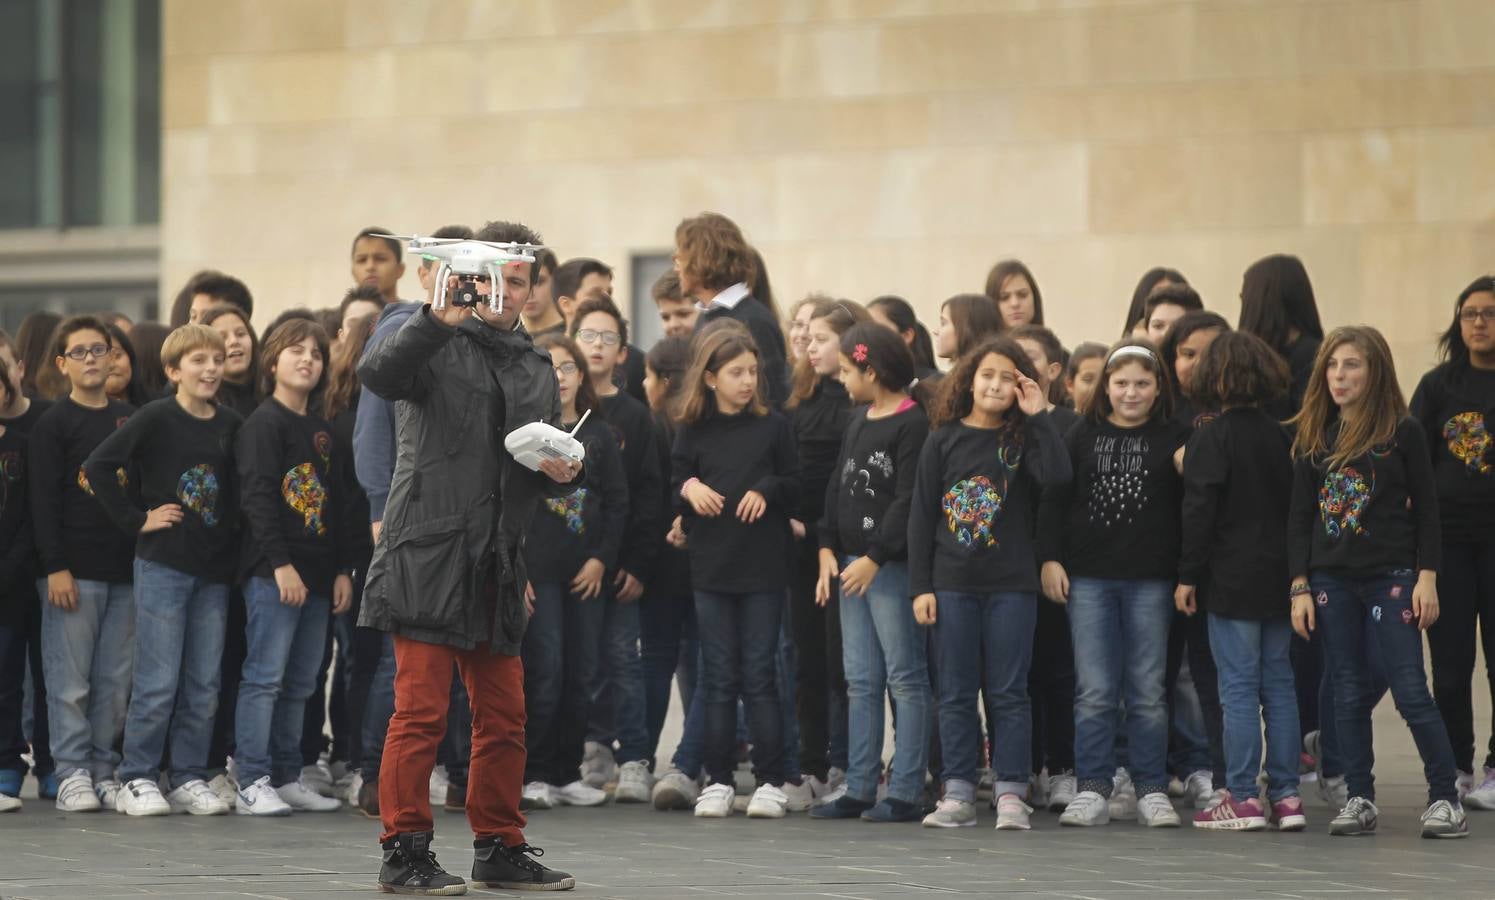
[519,335,628,811]
[1288,325,1464,839]
[810,324,930,824]
[233,319,358,817]
[671,326,799,819]
[85,324,241,818]
[28,316,136,812]
[909,336,1067,831]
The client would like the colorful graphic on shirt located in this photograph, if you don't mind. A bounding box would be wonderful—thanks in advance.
[1319,466,1371,539]
[1087,433,1151,528]
[313,431,332,469]
[177,464,220,527]
[942,476,1002,549]
[1443,411,1491,475]
[76,466,128,497]
[282,462,327,536]
[544,487,588,535]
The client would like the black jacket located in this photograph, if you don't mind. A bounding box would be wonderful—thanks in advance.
[356,308,573,654]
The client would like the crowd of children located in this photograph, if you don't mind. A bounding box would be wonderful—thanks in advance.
[0,213,1491,853]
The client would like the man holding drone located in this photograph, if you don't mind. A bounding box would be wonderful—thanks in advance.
[357,220,580,894]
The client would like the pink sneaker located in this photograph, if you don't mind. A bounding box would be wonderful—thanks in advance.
[1192,795,1267,831]
[1272,795,1307,831]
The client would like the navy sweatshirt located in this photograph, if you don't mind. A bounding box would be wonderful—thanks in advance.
[908,411,1070,597]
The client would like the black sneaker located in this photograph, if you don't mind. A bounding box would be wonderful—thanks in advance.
[471,839,576,892]
[377,831,467,895]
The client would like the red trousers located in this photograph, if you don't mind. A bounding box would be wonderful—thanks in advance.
[379,635,528,845]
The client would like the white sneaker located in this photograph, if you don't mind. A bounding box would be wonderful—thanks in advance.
[522,781,556,810]
[1138,791,1181,827]
[1319,774,1349,809]
[1186,770,1215,809]
[1059,790,1110,826]
[0,793,18,812]
[1028,771,1048,809]
[55,770,101,812]
[235,775,292,816]
[428,764,449,806]
[826,767,847,791]
[167,779,229,815]
[995,793,1032,830]
[694,782,735,818]
[116,778,172,816]
[652,769,699,811]
[1464,767,1495,810]
[343,771,363,807]
[780,775,824,812]
[923,797,977,828]
[1167,775,1188,798]
[329,759,353,791]
[615,760,654,803]
[555,780,608,807]
[1456,770,1475,802]
[581,741,617,788]
[301,761,335,798]
[207,773,237,807]
[746,784,789,819]
[1046,772,1077,812]
[816,781,849,809]
[1109,769,1137,820]
[277,777,341,811]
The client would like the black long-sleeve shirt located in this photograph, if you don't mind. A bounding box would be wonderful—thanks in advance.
[1038,417,1188,580]
[524,413,629,585]
[0,427,32,593]
[791,378,850,539]
[1178,408,1294,619]
[1410,363,1495,543]
[27,398,136,583]
[672,408,800,594]
[85,397,242,583]
[819,400,928,564]
[0,398,51,435]
[1288,416,1442,579]
[650,413,692,602]
[908,411,1070,597]
[599,390,663,584]
[237,398,362,595]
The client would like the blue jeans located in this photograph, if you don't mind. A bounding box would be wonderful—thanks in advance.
[1207,614,1300,802]
[362,631,396,780]
[641,580,696,766]
[235,577,330,786]
[1315,569,1459,804]
[38,578,134,782]
[522,582,605,786]
[1068,577,1172,796]
[778,611,801,778]
[840,559,930,803]
[695,590,785,787]
[586,594,650,764]
[118,559,229,787]
[932,590,1034,800]
[670,644,707,778]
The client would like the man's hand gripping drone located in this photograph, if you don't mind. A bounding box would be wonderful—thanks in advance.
[374,232,545,315]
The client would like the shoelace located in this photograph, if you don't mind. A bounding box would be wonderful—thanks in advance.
[505,843,547,874]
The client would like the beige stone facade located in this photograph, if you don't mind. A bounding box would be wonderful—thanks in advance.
[162,0,1495,386]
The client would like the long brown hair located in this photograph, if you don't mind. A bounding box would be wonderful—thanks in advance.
[677,326,767,425]
[323,313,375,420]
[260,317,331,400]
[1290,325,1406,468]
[534,333,600,421]
[940,293,1004,360]
[1085,340,1174,424]
[929,336,1038,430]
[786,298,869,409]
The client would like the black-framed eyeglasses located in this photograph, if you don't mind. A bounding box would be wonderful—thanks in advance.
[575,329,621,347]
[554,362,579,376]
[63,343,111,361]
[1460,308,1495,324]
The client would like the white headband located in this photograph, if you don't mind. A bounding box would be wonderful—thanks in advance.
[1107,345,1157,366]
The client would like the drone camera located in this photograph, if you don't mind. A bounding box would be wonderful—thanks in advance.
[450,275,486,308]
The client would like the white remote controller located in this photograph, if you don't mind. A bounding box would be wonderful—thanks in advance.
[504,409,590,472]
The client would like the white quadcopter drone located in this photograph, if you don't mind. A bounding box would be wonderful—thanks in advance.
[375,233,545,314]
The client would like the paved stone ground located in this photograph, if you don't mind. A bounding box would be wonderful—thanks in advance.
[5,696,1494,898]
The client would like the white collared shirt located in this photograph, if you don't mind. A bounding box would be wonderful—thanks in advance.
[697,281,750,312]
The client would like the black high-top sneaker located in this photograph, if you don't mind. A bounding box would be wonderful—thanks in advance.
[471,838,576,891]
[377,831,467,895]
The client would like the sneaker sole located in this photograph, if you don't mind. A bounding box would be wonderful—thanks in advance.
[56,801,102,813]
[1328,823,1374,836]
[1142,816,1182,828]
[1193,818,1266,831]
[922,817,977,828]
[651,790,691,811]
[1463,795,1495,810]
[235,805,293,817]
[614,788,651,804]
[169,803,230,816]
[745,805,786,819]
[994,820,1031,831]
[1422,827,1470,839]
[1276,815,1308,831]
[472,876,577,891]
[693,807,732,818]
[1059,815,1109,827]
[376,882,467,896]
